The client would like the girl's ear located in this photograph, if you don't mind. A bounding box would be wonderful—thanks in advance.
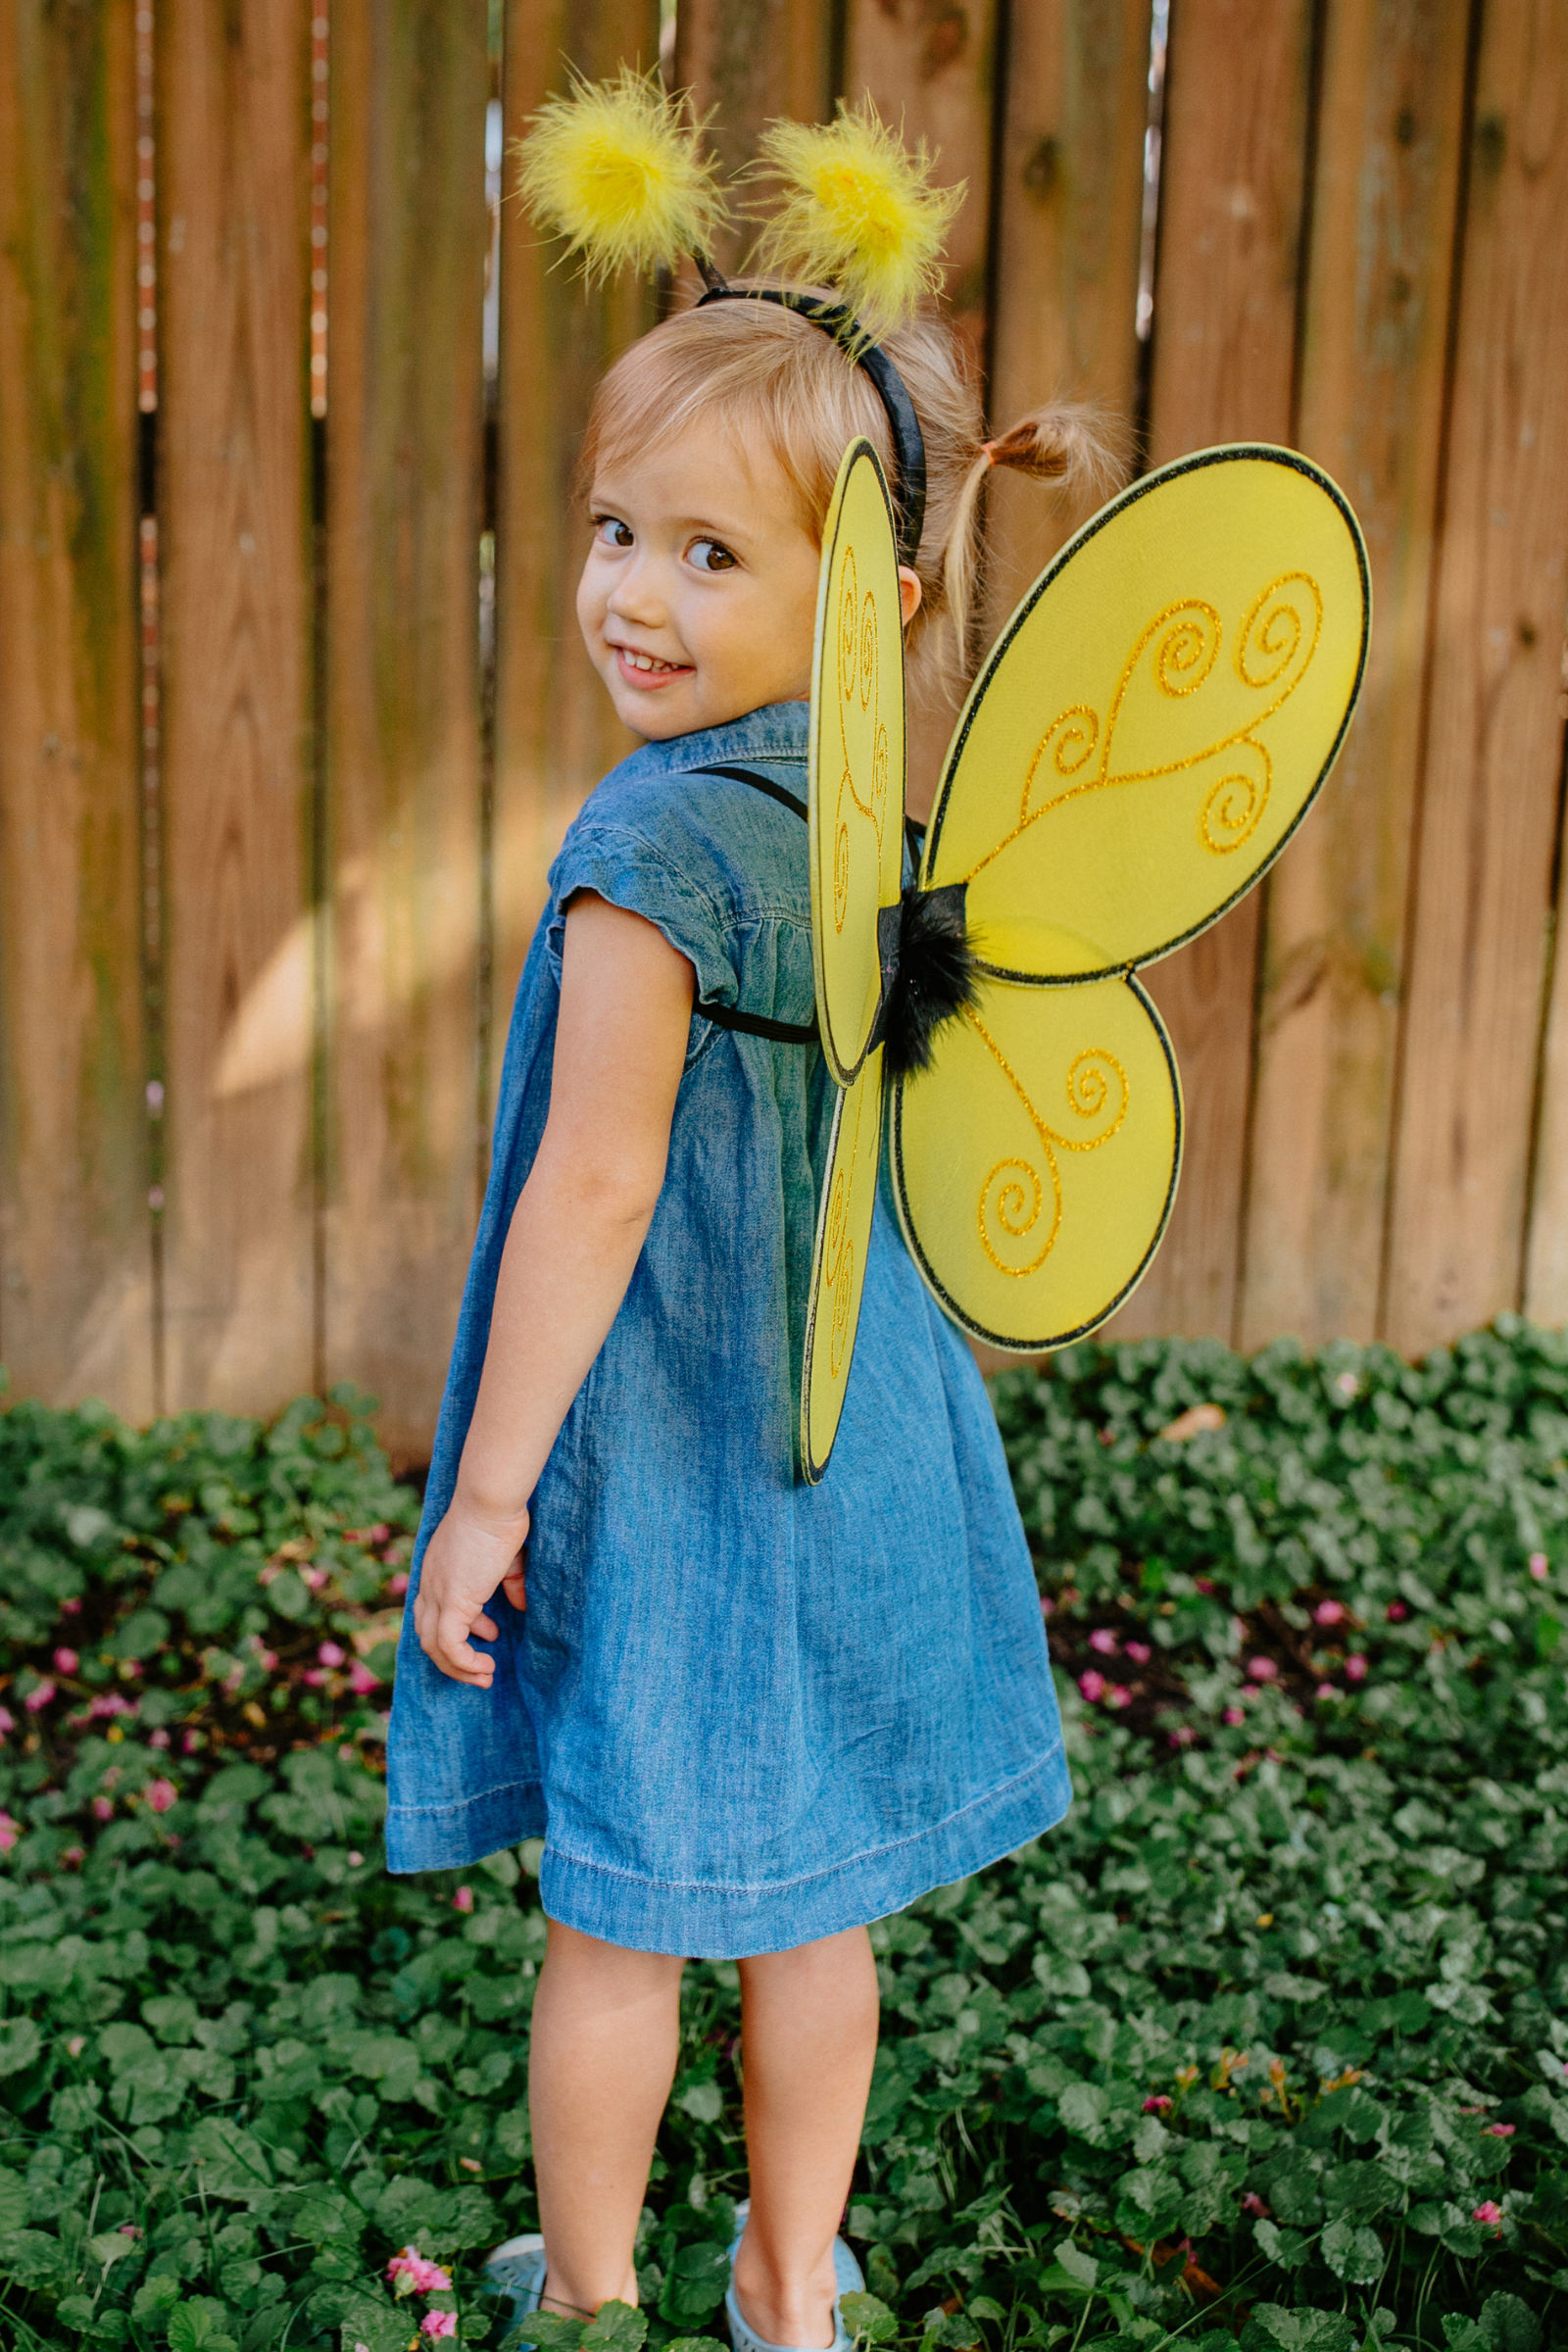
[898,566,923,629]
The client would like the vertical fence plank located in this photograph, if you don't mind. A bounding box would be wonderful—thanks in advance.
[1240,0,1473,1350]
[676,0,836,276]
[158,0,315,1411]
[326,1,489,1461]
[490,1,661,1081]
[983,1,1152,636]
[843,0,1001,812]
[1106,0,1316,1344]
[1387,0,1568,1348]
[0,5,148,1410]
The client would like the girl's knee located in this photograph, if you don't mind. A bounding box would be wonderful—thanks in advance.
[542,1915,686,1992]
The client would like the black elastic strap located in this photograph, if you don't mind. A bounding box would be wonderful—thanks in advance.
[693,282,928,571]
[687,763,819,1046]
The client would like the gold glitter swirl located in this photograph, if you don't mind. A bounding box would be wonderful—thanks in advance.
[1022,705,1099,823]
[1236,571,1320,690]
[859,593,876,712]
[1200,743,1271,854]
[838,547,858,703]
[833,792,851,930]
[1154,602,1221,698]
[966,1007,1130,1278]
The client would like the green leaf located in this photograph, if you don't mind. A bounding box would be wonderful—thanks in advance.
[580,2303,648,2352]
[525,2315,587,2352]
[132,2277,184,2321]
[659,2240,730,2327]
[663,2339,727,2352]
[1320,2216,1383,2283]
[1479,2294,1543,2352]
[89,2230,136,2269]
[1052,2240,1097,2292]
[169,2298,235,2351]
[839,2292,898,2345]
[676,2080,724,2124]
[0,2017,41,2076]
[1239,2309,1355,2352]
[1252,2218,1310,2271]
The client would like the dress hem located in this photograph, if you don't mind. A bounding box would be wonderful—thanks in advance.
[383,1741,1072,1958]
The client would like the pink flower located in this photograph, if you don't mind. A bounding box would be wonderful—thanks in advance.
[349,1661,381,1695]
[181,1730,203,1754]
[1125,1642,1152,1665]
[387,2247,452,2296]
[1386,1601,1408,1621]
[302,1668,327,1688]
[1039,1595,1054,1618]
[255,1647,278,1672]
[1168,1726,1196,1747]
[318,1640,346,1668]
[61,1597,81,1615]
[24,1682,55,1713]
[0,1707,14,1737]
[92,1796,114,1822]
[1314,1600,1345,1626]
[1530,1552,1549,1581]
[68,2035,87,2057]
[1472,2201,1502,2228]
[118,2224,141,2238]
[89,1693,133,1719]
[1223,1706,1245,1726]
[53,1647,79,1676]
[1088,1629,1118,1655]
[1335,1369,1359,1398]
[348,1850,364,1867]
[1194,1578,1215,1595]
[421,2318,458,2340]
[149,1728,171,1749]
[1345,1653,1368,1683]
[452,1886,474,1913]
[1316,1682,1338,1700]
[1105,1685,1133,1710]
[1241,2191,1268,2215]
[0,1812,20,1852]
[1078,1669,1107,1703]
[389,1571,410,1596]
[145,1779,177,1814]
[302,1566,328,1591]
[62,1846,85,1869]
[1483,2123,1516,2137]
[1143,2095,1172,2113]
[1247,1656,1278,1683]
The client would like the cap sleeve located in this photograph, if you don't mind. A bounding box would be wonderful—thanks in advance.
[545,817,738,1007]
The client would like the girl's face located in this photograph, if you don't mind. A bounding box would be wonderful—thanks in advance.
[576,421,825,741]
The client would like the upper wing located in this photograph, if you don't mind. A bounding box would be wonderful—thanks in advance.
[808,439,907,1083]
[921,446,1370,981]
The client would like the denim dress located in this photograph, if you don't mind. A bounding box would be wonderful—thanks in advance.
[385,701,1070,1956]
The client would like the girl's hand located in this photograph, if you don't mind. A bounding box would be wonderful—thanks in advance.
[414,1501,529,1686]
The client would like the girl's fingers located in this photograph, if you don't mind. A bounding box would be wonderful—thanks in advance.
[501,1560,527,1609]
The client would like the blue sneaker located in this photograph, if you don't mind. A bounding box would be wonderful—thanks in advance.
[725,2201,863,2352]
[484,2234,548,2345]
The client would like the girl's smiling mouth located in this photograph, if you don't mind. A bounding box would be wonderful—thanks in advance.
[610,640,694,686]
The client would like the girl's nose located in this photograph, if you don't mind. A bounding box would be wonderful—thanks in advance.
[606,564,665,629]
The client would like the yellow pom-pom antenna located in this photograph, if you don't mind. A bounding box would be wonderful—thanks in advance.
[513,66,729,283]
[750,101,963,329]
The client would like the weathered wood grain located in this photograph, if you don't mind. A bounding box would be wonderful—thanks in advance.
[1107,0,1316,1345]
[843,0,1001,814]
[983,0,1152,640]
[0,3,149,1409]
[157,0,315,1413]
[1240,0,1473,1350]
[489,1,660,1099]
[325,0,489,1460]
[675,0,836,277]
[1389,0,1568,1347]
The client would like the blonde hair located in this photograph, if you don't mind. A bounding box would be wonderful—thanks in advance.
[577,292,1129,698]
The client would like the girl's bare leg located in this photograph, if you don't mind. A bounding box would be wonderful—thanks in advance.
[731,1927,880,2350]
[528,1919,686,2314]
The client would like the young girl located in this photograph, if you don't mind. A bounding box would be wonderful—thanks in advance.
[386,118,1118,2352]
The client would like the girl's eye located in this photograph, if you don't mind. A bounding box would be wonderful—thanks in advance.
[594,516,634,550]
[689,538,737,573]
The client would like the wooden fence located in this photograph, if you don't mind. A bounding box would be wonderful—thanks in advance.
[1,0,1565,1461]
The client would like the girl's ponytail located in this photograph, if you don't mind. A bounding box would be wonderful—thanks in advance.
[941,403,1131,673]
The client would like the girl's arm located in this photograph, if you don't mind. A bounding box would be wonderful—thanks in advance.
[414,892,694,1685]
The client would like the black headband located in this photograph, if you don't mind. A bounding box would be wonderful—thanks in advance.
[693,272,928,571]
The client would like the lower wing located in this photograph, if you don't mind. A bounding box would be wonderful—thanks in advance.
[891,973,1180,1350]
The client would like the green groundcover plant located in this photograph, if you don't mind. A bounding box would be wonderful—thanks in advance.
[0,1324,1566,2351]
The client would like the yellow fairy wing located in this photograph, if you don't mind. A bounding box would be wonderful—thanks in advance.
[801,1048,885,1483]
[891,976,1179,1349]
[808,439,906,1083]
[921,446,1370,980]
